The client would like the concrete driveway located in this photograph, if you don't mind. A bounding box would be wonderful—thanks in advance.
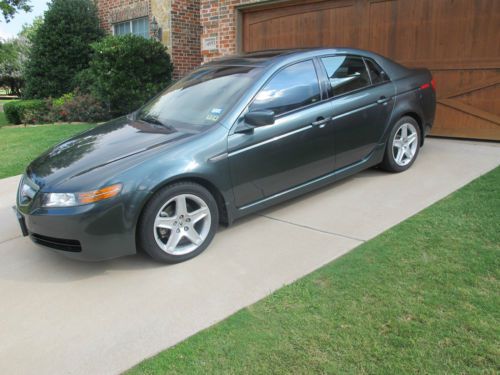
[0,138,499,375]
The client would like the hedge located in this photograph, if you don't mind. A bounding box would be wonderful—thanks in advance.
[3,100,46,124]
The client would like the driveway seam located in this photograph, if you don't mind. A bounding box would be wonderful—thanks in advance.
[259,215,366,242]
[0,235,22,245]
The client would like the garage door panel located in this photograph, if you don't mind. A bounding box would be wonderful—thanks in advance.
[459,84,500,117]
[243,2,358,52]
[368,0,500,63]
[431,70,499,98]
[434,104,500,140]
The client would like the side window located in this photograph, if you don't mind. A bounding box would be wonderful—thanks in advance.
[365,59,388,84]
[249,60,320,116]
[321,56,370,96]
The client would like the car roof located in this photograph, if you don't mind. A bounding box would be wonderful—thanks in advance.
[204,47,410,79]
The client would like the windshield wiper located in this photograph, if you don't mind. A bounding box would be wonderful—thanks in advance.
[139,115,168,128]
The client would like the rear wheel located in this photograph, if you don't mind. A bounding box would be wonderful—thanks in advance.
[138,182,219,263]
[380,116,421,172]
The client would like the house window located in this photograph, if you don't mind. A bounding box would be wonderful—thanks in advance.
[113,17,149,38]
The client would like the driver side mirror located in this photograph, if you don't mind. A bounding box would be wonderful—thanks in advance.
[244,110,275,127]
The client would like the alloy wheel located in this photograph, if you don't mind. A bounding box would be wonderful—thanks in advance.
[153,193,212,255]
[392,122,418,167]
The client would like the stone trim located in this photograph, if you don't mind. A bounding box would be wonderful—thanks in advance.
[108,1,149,24]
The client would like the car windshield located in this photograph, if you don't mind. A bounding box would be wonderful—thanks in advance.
[137,65,263,130]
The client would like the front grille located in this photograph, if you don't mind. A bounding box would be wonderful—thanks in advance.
[30,233,82,252]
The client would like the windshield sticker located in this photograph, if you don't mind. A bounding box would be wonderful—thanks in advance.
[206,114,219,122]
[206,108,223,122]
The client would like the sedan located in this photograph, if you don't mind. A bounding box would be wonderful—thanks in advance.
[16,48,436,263]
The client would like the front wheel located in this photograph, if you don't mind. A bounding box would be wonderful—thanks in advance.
[380,116,421,172]
[138,182,219,263]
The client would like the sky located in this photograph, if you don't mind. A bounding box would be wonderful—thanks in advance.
[0,0,48,40]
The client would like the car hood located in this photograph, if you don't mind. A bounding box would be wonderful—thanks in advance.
[27,117,195,189]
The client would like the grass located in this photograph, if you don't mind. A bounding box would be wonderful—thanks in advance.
[128,167,500,374]
[0,124,96,179]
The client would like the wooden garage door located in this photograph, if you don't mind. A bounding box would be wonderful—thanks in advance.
[241,0,500,140]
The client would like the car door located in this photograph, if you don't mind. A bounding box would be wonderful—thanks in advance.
[228,59,335,208]
[319,55,395,169]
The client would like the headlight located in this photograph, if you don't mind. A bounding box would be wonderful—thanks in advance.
[41,184,122,208]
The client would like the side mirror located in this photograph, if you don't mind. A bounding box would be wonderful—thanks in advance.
[244,110,275,127]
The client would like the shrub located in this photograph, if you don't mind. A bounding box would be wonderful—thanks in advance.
[83,34,173,116]
[23,0,104,99]
[52,93,75,108]
[56,91,109,123]
[4,100,47,124]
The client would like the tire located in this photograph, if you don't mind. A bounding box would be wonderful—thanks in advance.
[380,116,421,173]
[138,182,219,263]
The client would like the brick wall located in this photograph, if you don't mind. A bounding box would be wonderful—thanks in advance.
[200,0,268,62]
[96,0,151,34]
[171,0,202,78]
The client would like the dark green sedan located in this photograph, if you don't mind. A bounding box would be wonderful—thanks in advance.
[16,48,436,263]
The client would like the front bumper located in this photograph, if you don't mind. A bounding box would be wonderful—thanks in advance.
[15,201,137,261]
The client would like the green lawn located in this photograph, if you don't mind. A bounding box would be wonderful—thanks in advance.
[129,167,500,374]
[0,124,96,179]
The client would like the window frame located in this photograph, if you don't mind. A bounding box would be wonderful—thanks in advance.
[113,16,150,38]
[245,58,325,121]
[318,54,390,100]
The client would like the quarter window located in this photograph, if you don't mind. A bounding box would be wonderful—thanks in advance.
[321,56,370,96]
[365,59,388,84]
[113,17,149,38]
[249,60,321,116]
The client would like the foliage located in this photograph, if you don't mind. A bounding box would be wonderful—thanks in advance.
[23,0,104,99]
[0,0,31,22]
[82,34,173,116]
[3,98,45,124]
[52,90,109,123]
[128,167,500,374]
[0,37,29,95]
[51,92,74,108]
[18,15,43,43]
[3,92,109,124]
[0,109,8,126]
[0,123,96,178]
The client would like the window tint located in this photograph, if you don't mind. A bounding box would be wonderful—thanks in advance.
[321,56,370,96]
[249,60,320,116]
[365,59,388,84]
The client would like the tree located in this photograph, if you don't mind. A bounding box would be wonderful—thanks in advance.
[0,37,28,95]
[83,34,173,116]
[23,0,104,99]
[0,0,31,22]
[19,15,43,43]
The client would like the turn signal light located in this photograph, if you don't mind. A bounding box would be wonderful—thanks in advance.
[79,184,123,204]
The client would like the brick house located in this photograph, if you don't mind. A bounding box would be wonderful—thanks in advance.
[96,0,499,140]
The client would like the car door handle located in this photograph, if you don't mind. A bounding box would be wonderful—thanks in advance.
[311,117,330,128]
[377,96,391,105]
